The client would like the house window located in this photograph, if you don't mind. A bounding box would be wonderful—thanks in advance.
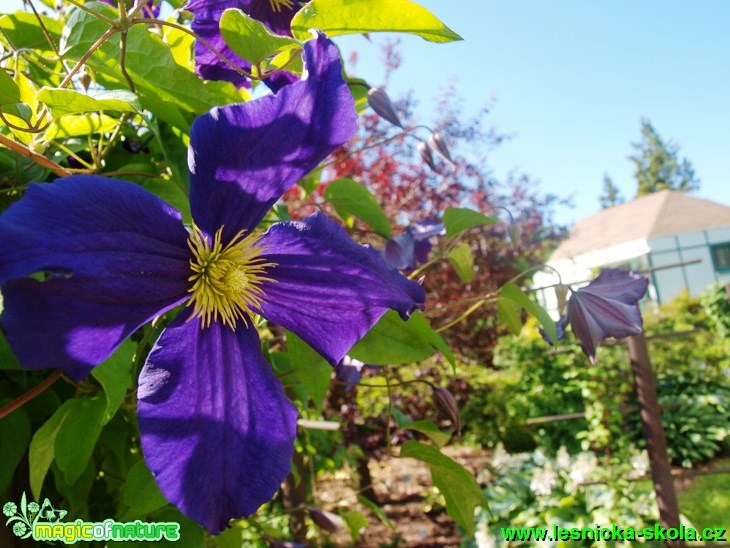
[711,243,730,272]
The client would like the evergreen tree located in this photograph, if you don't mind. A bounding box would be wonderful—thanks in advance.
[599,173,625,209]
[630,118,699,196]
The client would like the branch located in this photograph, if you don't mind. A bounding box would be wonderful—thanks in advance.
[0,134,71,177]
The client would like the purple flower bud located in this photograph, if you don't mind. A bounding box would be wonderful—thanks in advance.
[428,132,454,165]
[417,141,438,172]
[367,87,403,128]
[540,315,568,346]
[432,386,461,433]
[308,508,345,532]
[382,232,416,270]
[335,355,367,387]
[567,268,649,362]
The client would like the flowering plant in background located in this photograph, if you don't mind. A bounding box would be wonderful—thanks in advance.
[382,220,444,270]
[0,36,424,532]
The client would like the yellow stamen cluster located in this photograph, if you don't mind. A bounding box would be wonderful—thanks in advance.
[187,224,275,330]
[267,0,295,12]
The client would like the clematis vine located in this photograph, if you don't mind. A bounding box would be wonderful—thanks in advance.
[99,0,161,18]
[187,0,307,89]
[0,36,424,533]
[382,220,444,271]
[543,268,649,362]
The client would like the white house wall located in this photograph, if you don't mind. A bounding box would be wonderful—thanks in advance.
[648,227,730,303]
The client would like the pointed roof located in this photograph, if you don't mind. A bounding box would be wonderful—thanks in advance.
[550,190,730,261]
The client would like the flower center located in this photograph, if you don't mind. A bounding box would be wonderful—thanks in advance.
[187,224,275,329]
[267,0,295,12]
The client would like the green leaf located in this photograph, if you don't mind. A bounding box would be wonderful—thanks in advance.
[496,295,523,336]
[448,243,474,283]
[122,459,169,519]
[403,420,451,448]
[399,441,486,536]
[499,282,556,342]
[324,178,391,238]
[44,113,119,139]
[291,0,462,43]
[53,460,95,516]
[60,3,221,128]
[391,408,412,428]
[0,330,21,370]
[28,399,75,499]
[0,402,31,493]
[141,179,192,224]
[0,69,21,105]
[357,495,395,531]
[37,88,140,118]
[220,8,300,66]
[54,396,106,484]
[286,331,332,410]
[349,310,455,370]
[339,509,368,543]
[443,207,498,238]
[0,11,63,50]
[92,340,135,424]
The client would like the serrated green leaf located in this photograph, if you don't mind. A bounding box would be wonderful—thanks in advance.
[443,207,498,238]
[357,495,394,531]
[37,88,140,118]
[499,282,556,342]
[0,69,21,105]
[0,401,31,492]
[403,420,451,448]
[286,331,332,410]
[92,340,135,424]
[349,310,454,369]
[291,0,462,43]
[29,399,76,498]
[220,8,300,66]
[448,243,474,283]
[399,440,486,536]
[54,396,106,485]
[324,178,391,238]
[122,460,169,519]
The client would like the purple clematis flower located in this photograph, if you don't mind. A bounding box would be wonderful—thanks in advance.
[0,36,424,533]
[187,0,306,89]
[383,220,444,271]
[543,269,649,362]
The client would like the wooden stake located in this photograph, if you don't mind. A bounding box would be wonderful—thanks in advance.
[627,333,684,548]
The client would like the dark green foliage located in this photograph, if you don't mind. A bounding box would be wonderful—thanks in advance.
[630,118,700,197]
[598,173,625,209]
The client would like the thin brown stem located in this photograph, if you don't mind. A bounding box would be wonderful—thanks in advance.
[63,0,119,26]
[0,370,63,420]
[0,133,71,177]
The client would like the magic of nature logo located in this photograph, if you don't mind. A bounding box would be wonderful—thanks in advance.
[3,492,179,543]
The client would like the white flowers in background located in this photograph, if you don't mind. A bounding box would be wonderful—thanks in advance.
[556,446,571,469]
[491,443,512,472]
[628,451,650,479]
[474,520,497,548]
[569,453,598,486]
[530,463,557,496]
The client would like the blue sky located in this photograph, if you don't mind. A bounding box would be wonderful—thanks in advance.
[335,1,730,226]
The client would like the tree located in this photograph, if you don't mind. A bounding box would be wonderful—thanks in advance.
[630,118,699,197]
[598,173,624,209]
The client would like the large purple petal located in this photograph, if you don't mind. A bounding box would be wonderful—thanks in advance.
[0,176,191,378]
[257,213,426,365]
[246,0,305,36]
[138,311,297,533]
[567,268,649,362]
[188,34,357,241]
